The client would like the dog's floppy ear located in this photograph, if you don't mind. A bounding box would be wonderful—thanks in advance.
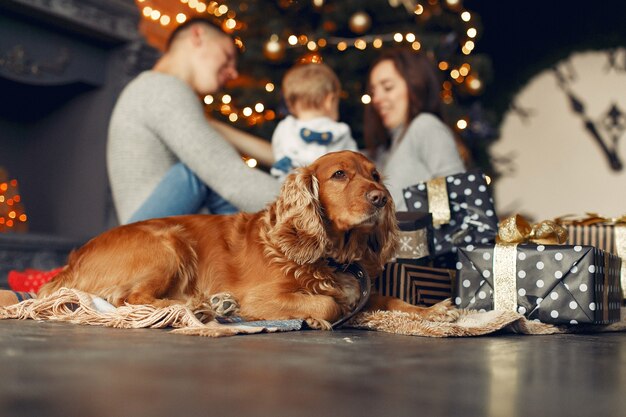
[269,167,330,264]
[368,196,400,269]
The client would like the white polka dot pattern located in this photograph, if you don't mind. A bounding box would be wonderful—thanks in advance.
[455,243,622,325]
[402,169,498,258]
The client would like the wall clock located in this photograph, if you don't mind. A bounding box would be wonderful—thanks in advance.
[552,49,625,171]
[491,48,626,221]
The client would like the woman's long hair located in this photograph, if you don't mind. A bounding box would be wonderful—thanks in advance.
[363,49,444,154]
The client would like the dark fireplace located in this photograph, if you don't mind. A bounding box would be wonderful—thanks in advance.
[0,0,157,240]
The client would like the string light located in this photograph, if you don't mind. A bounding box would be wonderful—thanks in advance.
[135,1,482,130]
[0,174,28,233]
[354,39,366,50]
[224,18,236,30]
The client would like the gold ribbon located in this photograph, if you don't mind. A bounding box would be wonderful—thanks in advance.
[492,215,569,312]
[497,214,569,245]
[617,226,626,299]
[426,177,451,227]
[554,212,626,226]
[493,243,518,312]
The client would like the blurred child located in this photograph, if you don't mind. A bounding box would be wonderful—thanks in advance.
[271,63,358,180]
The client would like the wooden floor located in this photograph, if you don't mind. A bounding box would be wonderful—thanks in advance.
[1,319,625,417]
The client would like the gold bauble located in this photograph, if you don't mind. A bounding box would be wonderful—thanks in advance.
[349,10,372,34]
[263,38,285,61]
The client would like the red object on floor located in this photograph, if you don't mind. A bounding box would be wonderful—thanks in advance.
[8,267,64,293]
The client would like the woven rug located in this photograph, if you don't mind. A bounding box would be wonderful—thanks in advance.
[1,288,625,337]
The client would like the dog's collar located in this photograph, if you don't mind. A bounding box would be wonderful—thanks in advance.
[327,260,371,329]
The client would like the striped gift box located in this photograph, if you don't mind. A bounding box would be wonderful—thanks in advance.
[375,263,455,306]
[565,223,626,299]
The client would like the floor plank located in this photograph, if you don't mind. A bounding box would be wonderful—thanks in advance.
[1,319,625,417]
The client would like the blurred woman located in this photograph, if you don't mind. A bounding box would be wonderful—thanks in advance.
[364,48,466,211]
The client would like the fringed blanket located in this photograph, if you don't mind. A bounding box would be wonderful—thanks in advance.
[1,288,625,337]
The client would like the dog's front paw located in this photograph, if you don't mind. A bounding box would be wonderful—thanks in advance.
[305,317,333,330]
[421,299,460,323]
[209,292,240,317]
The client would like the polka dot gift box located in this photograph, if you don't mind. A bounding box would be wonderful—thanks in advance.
[454,243,622,325]
[403,169,498,263]
[558,215,626,300]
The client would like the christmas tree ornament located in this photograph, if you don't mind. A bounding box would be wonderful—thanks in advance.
[349,11,372,34]
[298,52,322,64]
[263,36,285,61]
[322,20,337,32]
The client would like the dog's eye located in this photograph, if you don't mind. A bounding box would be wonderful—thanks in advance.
[332,170,346,180]
[372,171,381,182]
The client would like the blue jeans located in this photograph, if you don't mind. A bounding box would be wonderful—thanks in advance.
[126,162,238,224]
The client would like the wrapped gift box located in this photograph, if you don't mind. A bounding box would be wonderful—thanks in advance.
[375,263,454,306]
[563,222,626,299]
[454,243,622,324]
[402,170,499,261]
[394,212,433,265]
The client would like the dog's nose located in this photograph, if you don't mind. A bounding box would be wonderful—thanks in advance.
[367,190,388,208]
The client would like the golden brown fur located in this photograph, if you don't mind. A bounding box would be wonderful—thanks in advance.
[40,151,457,329]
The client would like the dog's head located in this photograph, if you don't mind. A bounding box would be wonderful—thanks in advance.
[270,150,399,272]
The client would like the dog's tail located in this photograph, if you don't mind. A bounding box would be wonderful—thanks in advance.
[37,251,77,297]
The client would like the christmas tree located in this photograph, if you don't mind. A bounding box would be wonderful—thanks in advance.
[0,167,28,233]
[135,0,496,172]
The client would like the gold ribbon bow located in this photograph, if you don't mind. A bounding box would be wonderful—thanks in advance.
[497,214,569,245]
[492,215,568,312]
[555,212,626,226]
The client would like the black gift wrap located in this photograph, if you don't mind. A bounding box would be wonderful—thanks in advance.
[403,170,499,262]
[394,212,433,265]
[454,243,622,324]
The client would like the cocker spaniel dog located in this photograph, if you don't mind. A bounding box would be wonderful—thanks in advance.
[40,151,457,329]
